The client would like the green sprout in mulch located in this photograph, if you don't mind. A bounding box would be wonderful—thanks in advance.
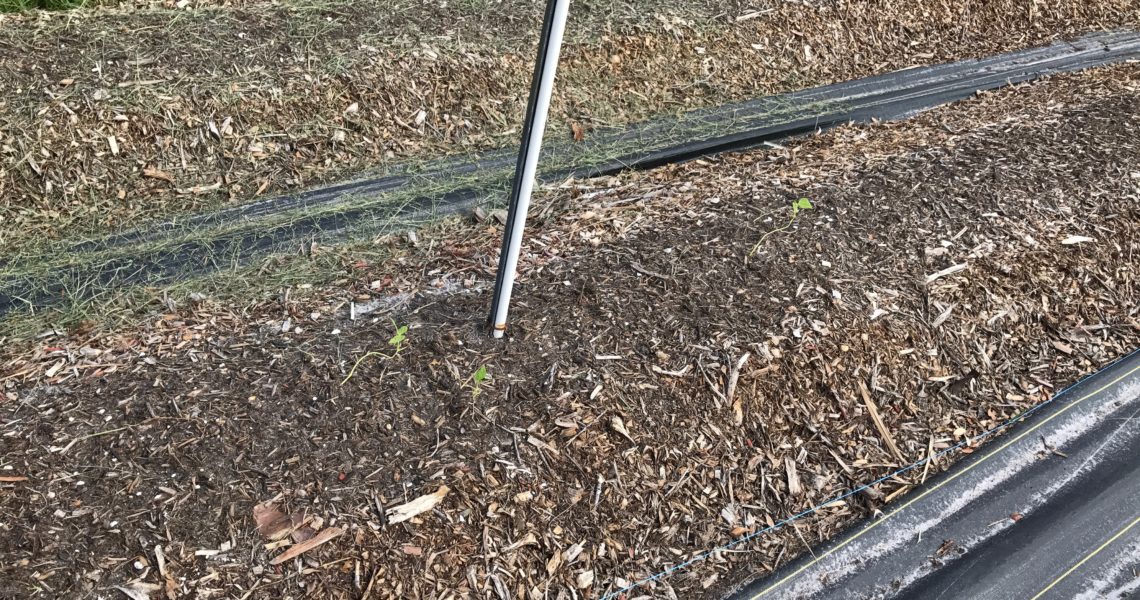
[340,321,409,385]
[748,197,813,257]
[465,365,489,398]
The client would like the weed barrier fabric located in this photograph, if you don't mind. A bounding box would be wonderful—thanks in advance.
[726,350,1140,600]
[3,30,1140,316]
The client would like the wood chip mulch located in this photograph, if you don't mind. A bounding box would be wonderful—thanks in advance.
[1,65,1138,599]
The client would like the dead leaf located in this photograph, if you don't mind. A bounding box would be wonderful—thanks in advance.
[253,502,292,540]
[571,122,586,142]
[576,570,595,589]
[386,486,449,524]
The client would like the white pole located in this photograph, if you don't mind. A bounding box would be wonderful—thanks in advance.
[489,0,571,338]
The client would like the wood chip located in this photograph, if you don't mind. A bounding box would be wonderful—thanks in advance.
[727,352,751,426]
[386,486,449,524]
[610,416,634,442]
[785,457,802,496]
[143,167,175,183]
[269,526,344,565]
[859,381,905,463]
[115,582,161,600]
[546,551,562,575]
[932,303,956,328]
[175,182,222,195]
[925,262,968,284]
[651,364,691,377]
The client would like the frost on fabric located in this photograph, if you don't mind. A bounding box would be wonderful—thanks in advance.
[768,378,1140,600]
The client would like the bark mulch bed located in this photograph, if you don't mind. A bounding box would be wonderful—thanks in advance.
[1,66,1138,599]
[1,0,1136,251]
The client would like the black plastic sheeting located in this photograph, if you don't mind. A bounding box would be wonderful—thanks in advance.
[728,350,1140,600]
[3,30,1140,316]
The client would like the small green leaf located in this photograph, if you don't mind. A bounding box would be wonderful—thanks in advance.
[388,324,408,347]
[790,197,812,218]
[473,365,488,384]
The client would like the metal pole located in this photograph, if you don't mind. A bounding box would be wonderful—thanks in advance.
[488,0,571,338]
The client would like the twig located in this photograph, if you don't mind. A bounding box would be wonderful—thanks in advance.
[1039,435,1069,458]
[73,426,133,444]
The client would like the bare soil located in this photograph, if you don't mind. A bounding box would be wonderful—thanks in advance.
[1,65,1137,598]
[1,0,1136,251]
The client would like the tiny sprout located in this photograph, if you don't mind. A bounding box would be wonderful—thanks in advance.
[341,322,409,386]
[470,365,489,398]
[388,323,409,351]
[791,197,813,216]
[748,197,815,257]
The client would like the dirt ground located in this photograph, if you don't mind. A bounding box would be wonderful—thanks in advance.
[1,63,1137,599]
[1,0,1136,252]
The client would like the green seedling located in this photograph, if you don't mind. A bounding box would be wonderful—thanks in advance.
[341,321,408,385]
[749,197,813,257]
[388,323,408,352]
[468,365,489,398]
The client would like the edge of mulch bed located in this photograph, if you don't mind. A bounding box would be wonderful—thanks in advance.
[723,349,1140,600]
